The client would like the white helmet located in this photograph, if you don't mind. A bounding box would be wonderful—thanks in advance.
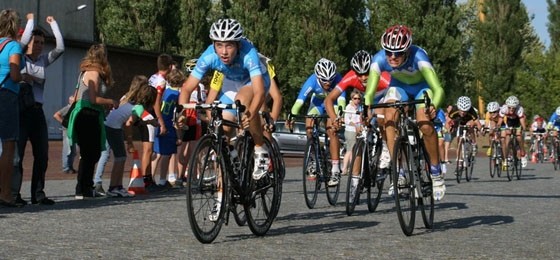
[556,106,560,116]
[350,50,371,74]
[209,19,243,42]
[505,96,519,108]
[486,101,500,113]
[457,96,472,111]
[184,59,197,74]
[314,58,337,82]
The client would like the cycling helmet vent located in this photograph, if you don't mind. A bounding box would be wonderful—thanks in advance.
[381,25,412,52]
[457,96,472,112]
[486,101,500,113]
[505,96,519,108]
[350,50,371,74]
[314,58,337,82]
[209,19,243,42]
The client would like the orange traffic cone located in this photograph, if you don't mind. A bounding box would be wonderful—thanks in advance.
[128,150,146,195]
[531,152,537,163]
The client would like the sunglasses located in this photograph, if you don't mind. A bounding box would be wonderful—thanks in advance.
[385,50,406,58]
[352,97,361,100]
[318,78,332,85]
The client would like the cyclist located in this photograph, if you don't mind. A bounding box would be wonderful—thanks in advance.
[483,101,502,156]
[177,19,271,221]
[529,115,547,161]
[496,96,528,168]
[546,106,560,160]
[210,51,282,139]
[289,58,343,186]
[434,108,448,175]
[446,96,482,165]
[364,25,446,200]
[325,50,391,180]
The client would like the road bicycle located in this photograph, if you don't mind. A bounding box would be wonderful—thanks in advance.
[548,130,560,170]
[182,101,282,243]
[455,125,476,183]
[344,110,386,216]
[503,126,523,181]
[484,127,503,178]
[288,114,341,209]
[370,93,434,236]
[529,132,547,164]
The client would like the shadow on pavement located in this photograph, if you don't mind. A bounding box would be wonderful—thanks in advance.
[435,214,514,230]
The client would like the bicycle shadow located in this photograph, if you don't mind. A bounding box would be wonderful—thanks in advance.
[435,214,514,230]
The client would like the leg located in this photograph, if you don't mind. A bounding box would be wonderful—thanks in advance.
[29,108,50,203]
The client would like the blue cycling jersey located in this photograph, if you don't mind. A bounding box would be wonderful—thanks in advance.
[548,113,560,128]
[191,39,268,83]
[290,73,344,115]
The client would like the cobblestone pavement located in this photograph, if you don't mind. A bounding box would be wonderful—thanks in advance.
[1,151,559,259]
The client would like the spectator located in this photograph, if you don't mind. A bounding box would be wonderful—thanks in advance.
[0,9,23,207]
[12,15,64,206]
[142,54,174,189]
[151,68,185,189]
[93,75,157,197]
[53,95,77,174]
[67,43,118,200]
[342,90,363,176]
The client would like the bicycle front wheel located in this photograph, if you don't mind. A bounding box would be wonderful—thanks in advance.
[245,138,281,236]
[185,135,227,243]
[417,140,434,229]
[367,140,384,213]
[505,140,514,181]
[393,136,416,236]
[465,142,474,182]
[303,138,320,209]
[346,140,365,216]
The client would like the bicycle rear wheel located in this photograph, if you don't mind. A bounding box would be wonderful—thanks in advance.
[393,136,416,236]
[416,140,434,229]
[303,138,320,209]
[346,140,365,216]
[489,143,496,178]
[465,142,474,182]
[185,135,227,243]
[245,138,281,236]
[456,139,464,183]
[514,143,522,180]
[505,140,514,181]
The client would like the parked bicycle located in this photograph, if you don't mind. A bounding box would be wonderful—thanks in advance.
[370,93,434,236]
[288,113,341,209]
[181,101,282,243]
[344,110,386,216]
[455,125,477,183]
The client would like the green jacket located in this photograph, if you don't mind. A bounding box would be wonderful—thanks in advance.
[67,99,107,151]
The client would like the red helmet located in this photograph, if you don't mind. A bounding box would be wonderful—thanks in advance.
[381,25,412,52]
[536,117,544,123]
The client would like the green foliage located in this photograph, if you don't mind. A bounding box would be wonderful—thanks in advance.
[472,0,528,105]
[93,0,560,119]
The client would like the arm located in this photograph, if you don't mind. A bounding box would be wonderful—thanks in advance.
[84,71,117,107]
[20,13,34,46]
[53,111,63,123]
[267,78,282,122]
[45,16,65,63]
[325,88,342,121]
[9,52,22,83]
[290,76,315,115]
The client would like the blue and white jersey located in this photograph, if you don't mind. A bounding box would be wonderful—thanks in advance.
[290,73,344,115]
[548,113,560,129]
[191,39,268,84]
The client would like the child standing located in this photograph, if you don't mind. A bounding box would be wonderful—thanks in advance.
[151,68,185,188]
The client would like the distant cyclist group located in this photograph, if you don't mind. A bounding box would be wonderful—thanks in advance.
[174,18,560,242]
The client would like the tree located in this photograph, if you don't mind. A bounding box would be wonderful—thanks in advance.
[471,0,529,104]
[177,0,212,59]
[547,0,560,53]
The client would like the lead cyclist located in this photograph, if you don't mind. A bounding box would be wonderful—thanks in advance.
[364,25,446,201]
[178,19,271,220]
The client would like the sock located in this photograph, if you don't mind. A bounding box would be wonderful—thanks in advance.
[430,164,441,176]
[331,160,340,173]
[351,177,359,186]
[167,172,177,182]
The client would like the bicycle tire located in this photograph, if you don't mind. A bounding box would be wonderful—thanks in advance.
[489,142,496,178]
[514,142,522,180]
[506,139,514,181]
[185,135,227,243]
[456,139,464,183]
[325,142,340,206]
[346,140,365,216]
[303,138,319,209]
[496,144,503,178]
[465,142,474,182]
[267,137,284,219]
[245,137,280,236]
[231,199,247,226]
[416,139,434,229]
[367,138,384,213]
[393,136,416,236]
